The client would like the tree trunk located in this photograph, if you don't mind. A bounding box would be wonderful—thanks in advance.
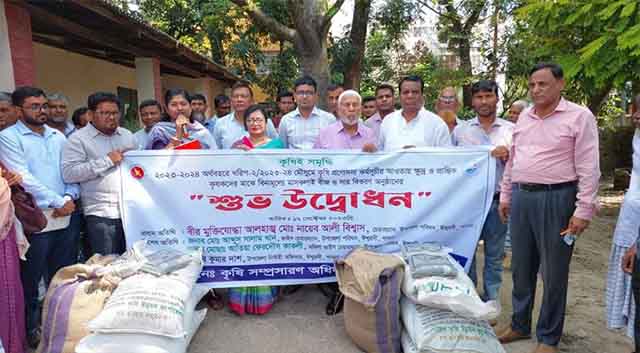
[295,37,331,109]
[587,84,613,117]
[207,30,226,66]
[230,0,345,108]
[490,0,499,80]
[458,38,473,108]
[343,0,371,91]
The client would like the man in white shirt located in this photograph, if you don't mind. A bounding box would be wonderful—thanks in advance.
[62,92,137,256]
[378,75,452,150]
[278,76,336,149]
[133,99,163,150]
[213,83,277,149]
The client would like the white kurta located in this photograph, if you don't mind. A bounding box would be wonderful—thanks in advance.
[613,130,640,247]
[606,129,640,338]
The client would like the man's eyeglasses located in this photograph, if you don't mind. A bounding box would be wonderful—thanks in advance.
[295,91,315,97]
[23,104,49,112]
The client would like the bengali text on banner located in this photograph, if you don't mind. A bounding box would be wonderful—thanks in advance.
[120,148,496,288]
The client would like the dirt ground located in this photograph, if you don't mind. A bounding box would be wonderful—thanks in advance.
[188,186,632,353]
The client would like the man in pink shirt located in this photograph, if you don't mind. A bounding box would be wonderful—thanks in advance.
[313,89,376,315]
[496,63,600,353]
[364,84,395,137]
[314,90,376,150]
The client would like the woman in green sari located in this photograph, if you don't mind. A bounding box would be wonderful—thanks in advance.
[229,105,283,315]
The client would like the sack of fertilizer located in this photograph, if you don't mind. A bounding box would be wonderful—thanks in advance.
[401,244,499,320]
[76,285,208,353]
[36,255,119,353]
[336,248,405,353]
[401,297,505,353]
[88,244,203,338]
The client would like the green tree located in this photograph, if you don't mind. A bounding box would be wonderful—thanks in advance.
[517,0,640,116]
[137,0,271,81]
[230,0,347,105]
[355,0,418,94]
[417,0,488,108]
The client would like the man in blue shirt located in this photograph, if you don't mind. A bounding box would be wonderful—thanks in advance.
[452,80,514,322]
[0,86,79,348]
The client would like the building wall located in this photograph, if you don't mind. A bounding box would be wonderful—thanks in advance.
[34,43,231,118]
[162,74,230,116]
[34,43,137,111]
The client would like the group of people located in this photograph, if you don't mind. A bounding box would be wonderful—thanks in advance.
[0,61,604,353]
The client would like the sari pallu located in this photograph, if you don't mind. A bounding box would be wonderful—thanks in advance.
[146,121,217,150]
[0,176,26,353]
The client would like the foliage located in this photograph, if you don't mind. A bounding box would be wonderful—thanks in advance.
[343,0,417,95]
[257,44,299,99]
[137,0,293,83]
[516,0,640,115]
[597,92,626,131]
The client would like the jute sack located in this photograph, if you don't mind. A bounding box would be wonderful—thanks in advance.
[335,248,404,353]
[37,255,118,353]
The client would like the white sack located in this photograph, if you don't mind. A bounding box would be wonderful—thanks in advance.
[401,297,505,353]
[402,255,499,320]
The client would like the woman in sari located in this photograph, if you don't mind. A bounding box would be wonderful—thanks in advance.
[145,89,222,310]
[146,88,217,150]
[228,105,283,315]
[233,104,285,150]
[0,166,26,353]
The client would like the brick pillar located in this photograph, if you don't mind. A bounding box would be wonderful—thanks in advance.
[196,77,214,117]
[135,57,163,103]
[0,0,15,91]
[5,1,35,87]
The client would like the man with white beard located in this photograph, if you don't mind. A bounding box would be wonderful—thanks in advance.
[312,89,377,315]
[314,90,377,151]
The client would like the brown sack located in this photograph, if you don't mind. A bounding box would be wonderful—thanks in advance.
[336,248,404,353]
[36,255,118,353]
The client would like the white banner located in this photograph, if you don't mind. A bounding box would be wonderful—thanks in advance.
[121,148,495,288]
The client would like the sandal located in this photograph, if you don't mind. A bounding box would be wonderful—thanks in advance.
[204,289,224,310]
[325,292,344,315]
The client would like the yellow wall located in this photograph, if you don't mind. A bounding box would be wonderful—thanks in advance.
[162,74,230,116]
[34,43,137,111]
[34,43,233,118]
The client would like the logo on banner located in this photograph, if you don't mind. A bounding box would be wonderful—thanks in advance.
[130,166,145,179]
[465,163,480,176]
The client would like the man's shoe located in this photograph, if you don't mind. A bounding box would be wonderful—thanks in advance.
[534,343,558,353]
[496,326,531,344]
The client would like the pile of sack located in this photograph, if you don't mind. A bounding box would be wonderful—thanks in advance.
[336,243,505,353]
[36,241,207,353]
